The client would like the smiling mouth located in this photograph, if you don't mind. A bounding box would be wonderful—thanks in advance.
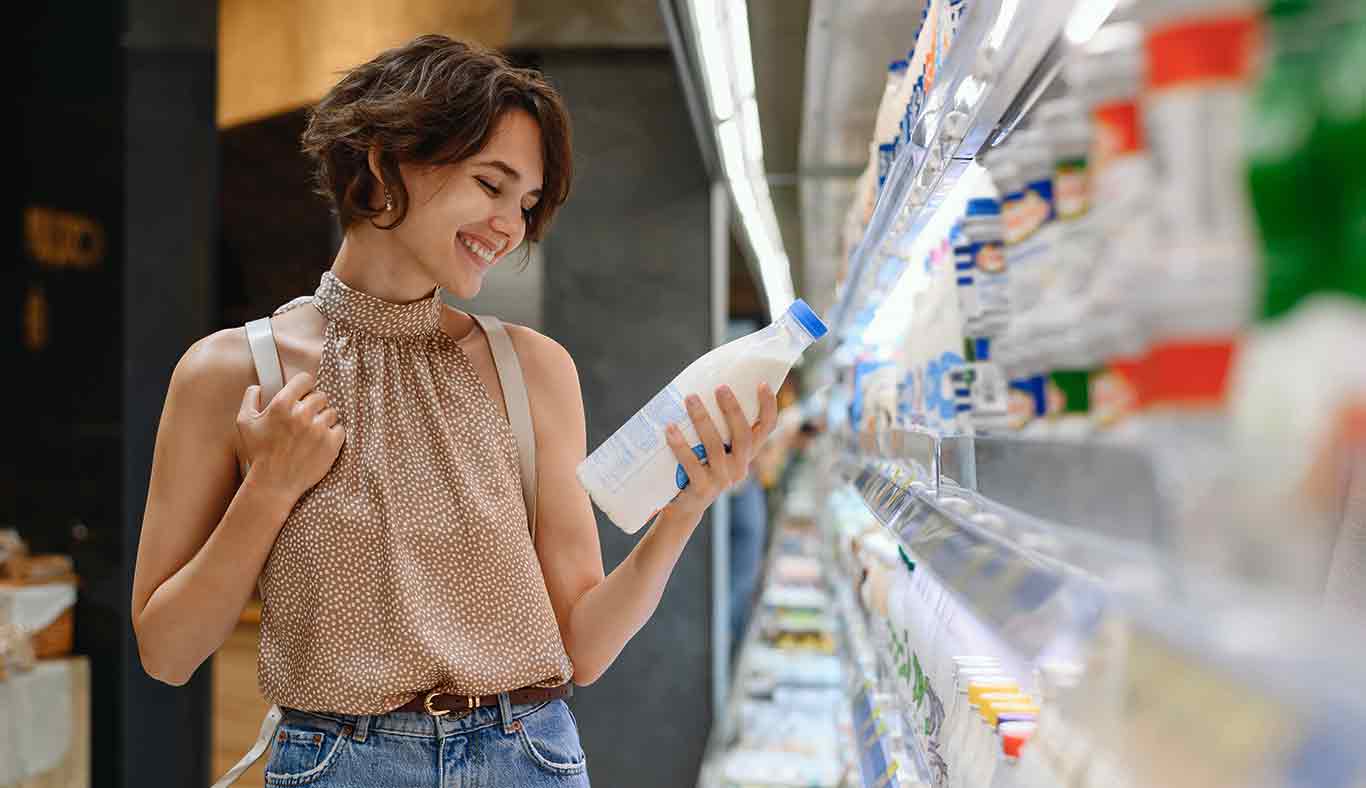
[458,232,500,265]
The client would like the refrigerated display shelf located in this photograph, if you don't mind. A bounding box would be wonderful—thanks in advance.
[828,0,1086,343]
[835,572,935,788]
[826,427,1366,787]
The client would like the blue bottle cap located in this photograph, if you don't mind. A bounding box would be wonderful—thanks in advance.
[890,59,909,73]
[975,338,991,360]
[966,198,1001,217]
[786,299,829,341]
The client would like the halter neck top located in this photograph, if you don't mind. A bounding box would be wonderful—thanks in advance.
[254,271,572,714]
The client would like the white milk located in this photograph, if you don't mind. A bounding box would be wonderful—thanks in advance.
[578,300,828,533]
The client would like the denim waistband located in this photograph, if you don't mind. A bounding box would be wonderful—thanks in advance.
[283,694,554,741]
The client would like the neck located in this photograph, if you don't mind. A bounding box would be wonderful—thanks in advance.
[331,224,434,304]
[330,223,478,341]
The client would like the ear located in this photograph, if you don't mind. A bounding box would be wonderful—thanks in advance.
[367,144,385,187]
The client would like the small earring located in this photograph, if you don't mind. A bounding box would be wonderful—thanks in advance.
[384,190,394,212]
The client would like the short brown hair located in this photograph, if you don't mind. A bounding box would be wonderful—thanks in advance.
[302,35,571,241]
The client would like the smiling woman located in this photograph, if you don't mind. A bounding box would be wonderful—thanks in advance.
[130,33,778,788]
[299,36,569,300]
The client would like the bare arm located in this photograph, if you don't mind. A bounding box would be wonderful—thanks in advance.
[131,331,342,685]
[514,328,776,686]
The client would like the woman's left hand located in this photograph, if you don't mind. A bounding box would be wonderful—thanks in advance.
[663,383,779,519]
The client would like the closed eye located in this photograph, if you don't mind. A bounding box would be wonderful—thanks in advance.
[475,177,501,196]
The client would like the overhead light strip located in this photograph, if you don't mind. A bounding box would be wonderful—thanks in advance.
[688,0,796,316]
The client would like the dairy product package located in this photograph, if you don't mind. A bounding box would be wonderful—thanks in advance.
[578,301,829,533]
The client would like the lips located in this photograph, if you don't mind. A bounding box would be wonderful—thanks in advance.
[457,231,501,267]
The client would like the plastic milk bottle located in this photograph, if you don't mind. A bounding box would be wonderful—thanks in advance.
[578,300,829,533]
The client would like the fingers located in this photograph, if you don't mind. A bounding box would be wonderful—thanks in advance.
[666,423,710,497]
[274,372,317,408]
[753,383,778,440]
[687,394,730,483]
[239,385,263,418]
[298,391,331,417]
[716,386,751,472]
[315,407,340,429]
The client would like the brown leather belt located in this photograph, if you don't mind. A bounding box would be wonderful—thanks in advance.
[393,684,573,717]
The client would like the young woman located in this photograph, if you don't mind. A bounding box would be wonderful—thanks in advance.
[131,35,777,787]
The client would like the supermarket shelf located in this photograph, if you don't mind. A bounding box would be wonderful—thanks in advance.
[939,434,1166,547]
[847,430,1169,556]
[831,428,1366,787]
[834,578,934,788]
[1075,594,1366,787]
[842,455,1109,662]
[828,0,1083,342]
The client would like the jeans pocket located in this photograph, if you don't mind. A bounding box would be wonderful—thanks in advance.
[515,701,588,776]
[264,718,350,786]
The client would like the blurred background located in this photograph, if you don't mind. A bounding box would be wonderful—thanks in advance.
[8,0,1365,786]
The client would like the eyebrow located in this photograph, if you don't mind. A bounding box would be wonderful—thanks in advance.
[478,159,542,198]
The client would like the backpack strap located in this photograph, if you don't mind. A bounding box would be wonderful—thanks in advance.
[244,316,285,406]
[471,315,539,542]
[243,296,314,406]
[242,315,286,601]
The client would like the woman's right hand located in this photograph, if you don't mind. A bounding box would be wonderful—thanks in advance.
[236,372,346,500]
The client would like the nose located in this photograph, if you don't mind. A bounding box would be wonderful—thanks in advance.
[488,207,521,244]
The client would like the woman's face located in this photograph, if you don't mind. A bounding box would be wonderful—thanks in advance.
[390,109,544,300]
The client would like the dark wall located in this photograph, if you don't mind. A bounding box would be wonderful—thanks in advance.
[219,109,337,327]
[18,2,218,786]
[539,49,716,785]
[20,4,132,785]
[122,2,220,786]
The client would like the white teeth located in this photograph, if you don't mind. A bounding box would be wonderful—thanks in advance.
[460,236,496,264]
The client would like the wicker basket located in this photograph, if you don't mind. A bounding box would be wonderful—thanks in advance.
[0,573,78,660]
[30,606,74,659]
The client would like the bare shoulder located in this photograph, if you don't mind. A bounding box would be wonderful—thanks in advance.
[503,324,586,453]
[170,327,257,411]
[504,323,580,397]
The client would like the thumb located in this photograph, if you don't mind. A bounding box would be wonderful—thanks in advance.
[239,384,263,418]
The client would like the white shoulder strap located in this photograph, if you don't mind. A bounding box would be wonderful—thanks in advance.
[209,705,283,788]
[471,315,538,542]
[244,317,285,406]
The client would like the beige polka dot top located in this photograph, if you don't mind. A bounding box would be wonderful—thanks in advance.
[255,271,573,715]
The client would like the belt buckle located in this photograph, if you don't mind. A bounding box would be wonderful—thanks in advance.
[423,691,478,719]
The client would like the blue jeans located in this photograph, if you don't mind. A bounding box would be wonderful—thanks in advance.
[262,696,589,787]
[729,477,768,649]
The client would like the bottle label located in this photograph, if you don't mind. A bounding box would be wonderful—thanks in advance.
[1004,180,1054,244]
[955,244,979,323]
[1049,370,1093,416]
[1145,15,1260,91]
[1055,158,1090,220]
[1090,368,1138,426]
[1093,101,1143,170]
[926,351,967,427]
[970,362,1008,418]
[1008,376,1048,428]
[1001,192,1026,245]
[972,240,1008,315]
[1007,388,1035,430]
[584,383,687,493]
[950,366,974,428]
